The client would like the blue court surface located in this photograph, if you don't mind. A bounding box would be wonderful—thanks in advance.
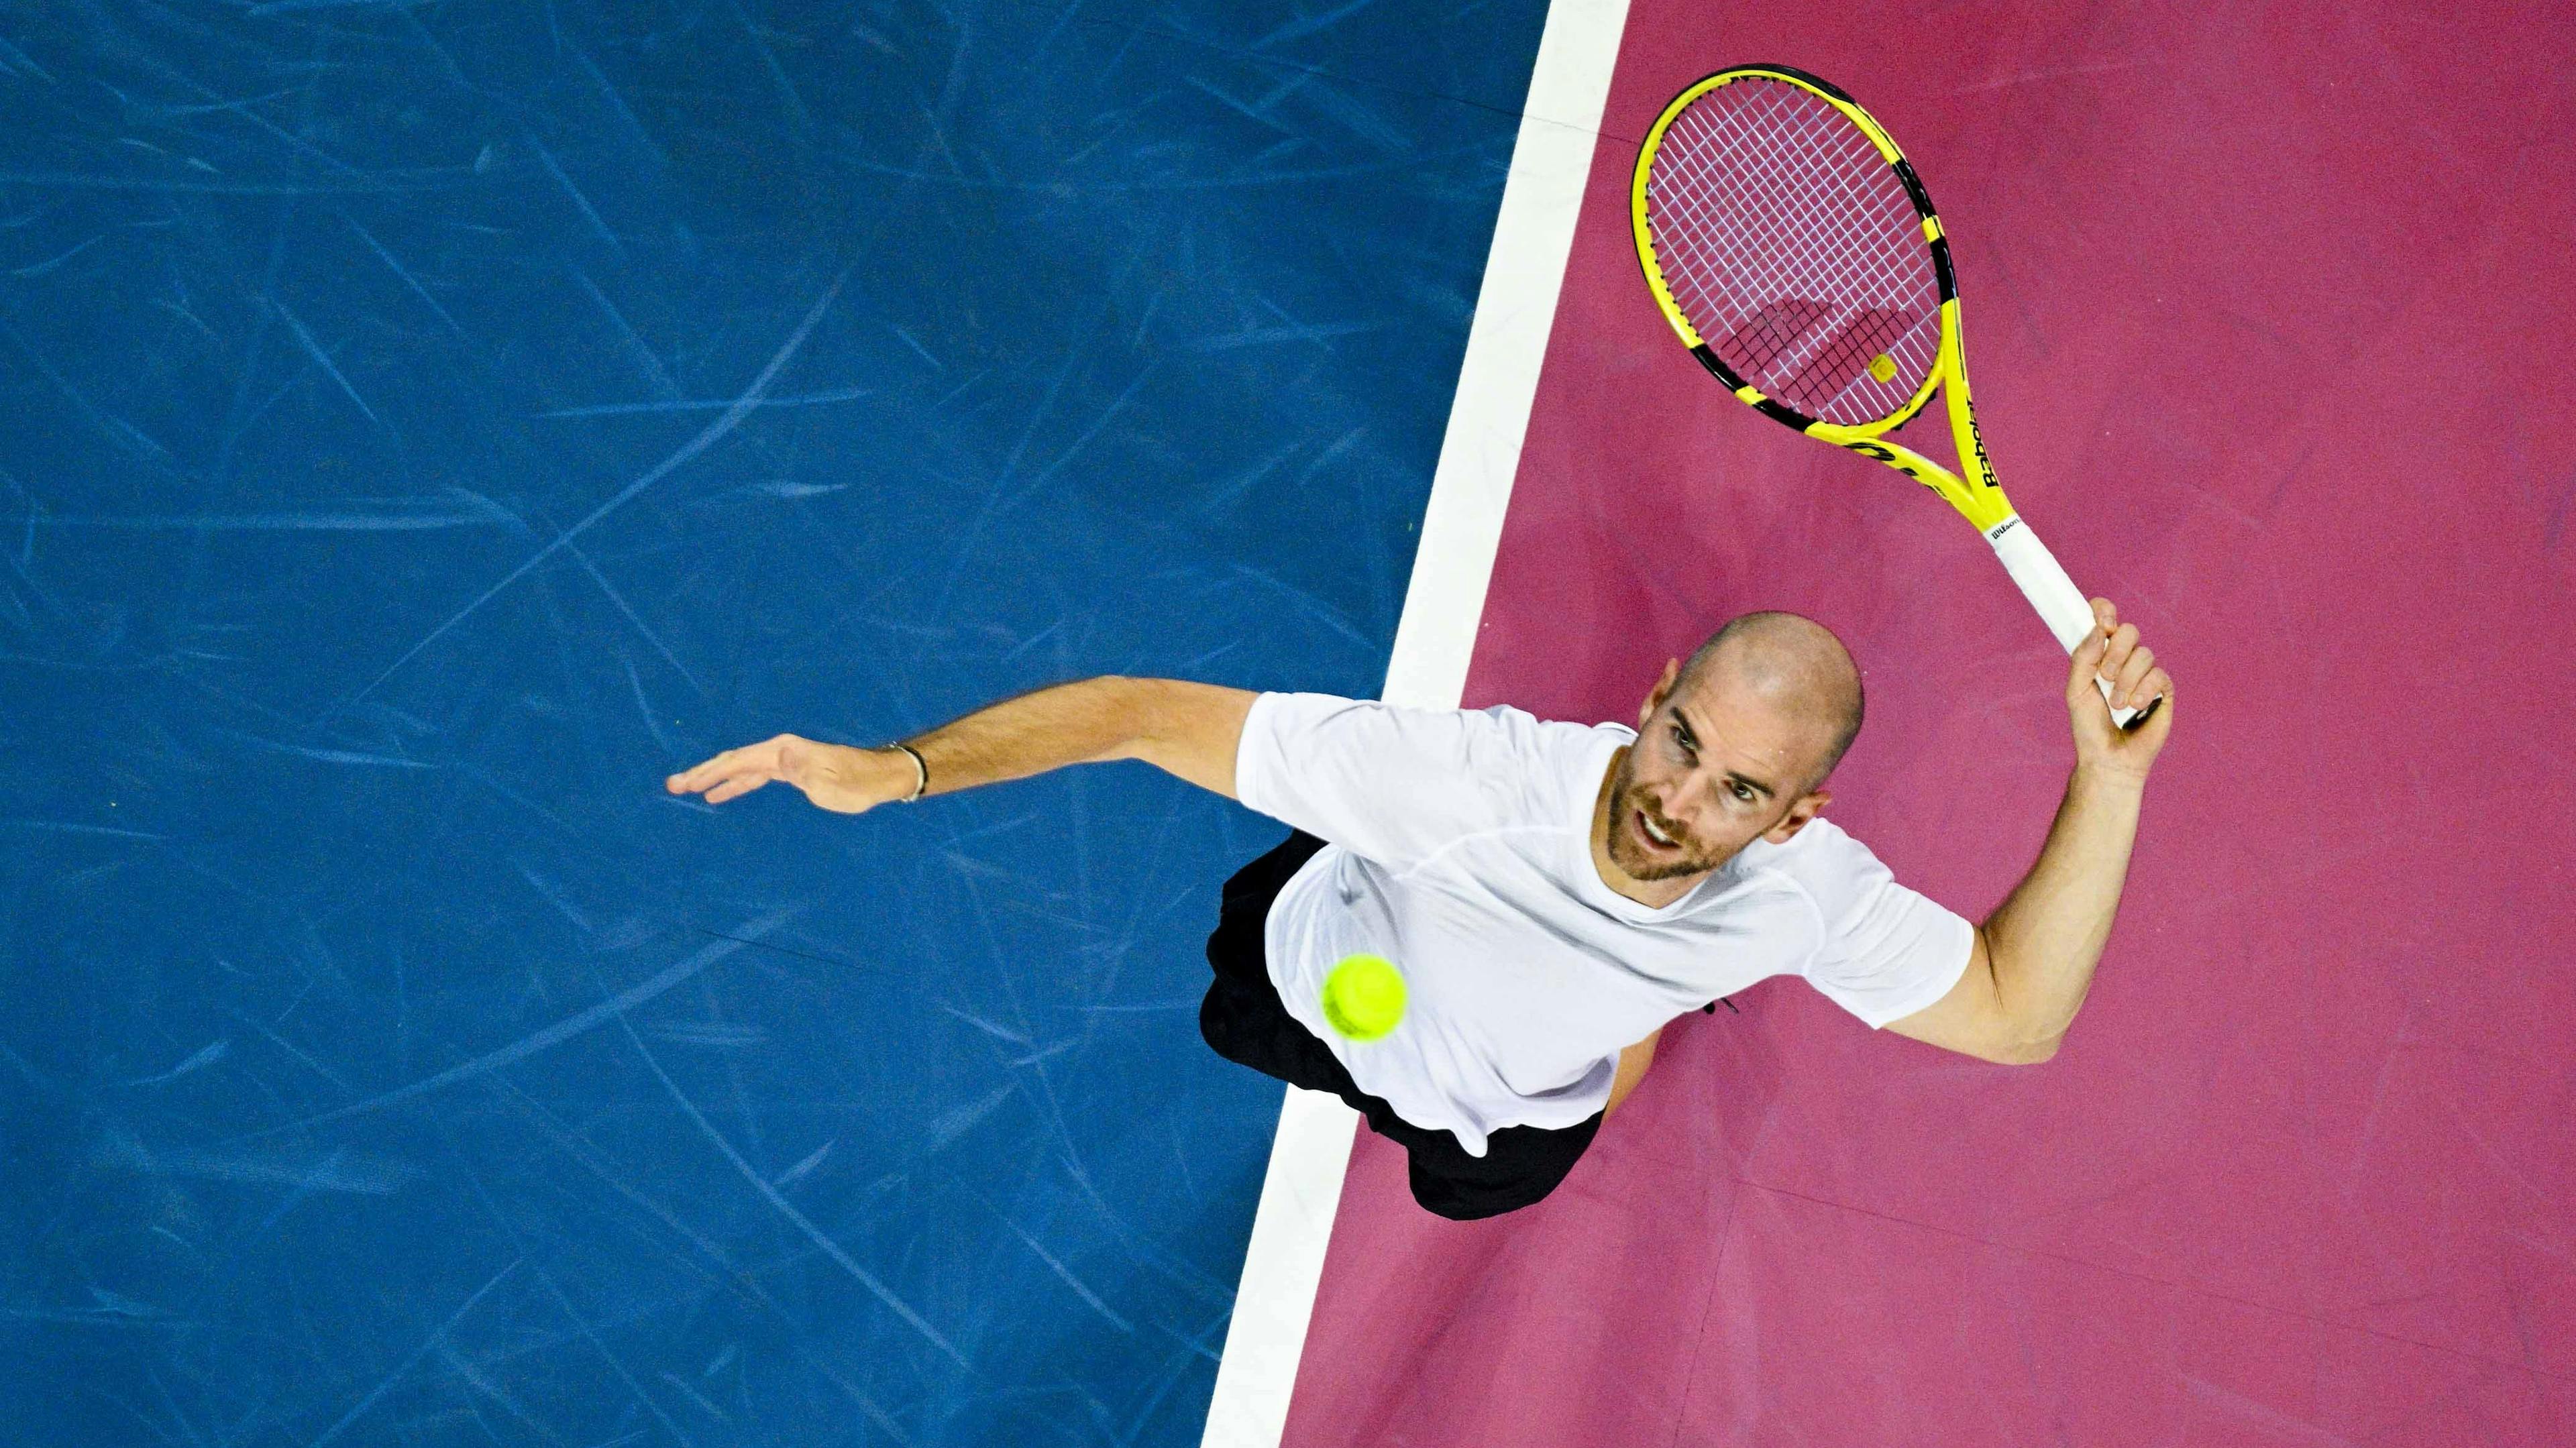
[1,3,1549,1443]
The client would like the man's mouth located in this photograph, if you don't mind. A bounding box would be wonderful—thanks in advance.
[1635,807,1680,853]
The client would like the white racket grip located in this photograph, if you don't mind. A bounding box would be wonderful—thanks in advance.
[1983,514,2143,730]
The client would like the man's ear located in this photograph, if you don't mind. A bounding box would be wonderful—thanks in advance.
[1763,789,1830,844]
[1638,658,1680,730]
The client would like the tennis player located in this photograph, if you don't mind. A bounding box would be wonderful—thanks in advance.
[667,603,2172,1220]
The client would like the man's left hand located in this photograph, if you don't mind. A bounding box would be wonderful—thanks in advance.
[2068,598,2174,782]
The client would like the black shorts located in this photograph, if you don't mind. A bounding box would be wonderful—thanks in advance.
[1200,828,1602,1221]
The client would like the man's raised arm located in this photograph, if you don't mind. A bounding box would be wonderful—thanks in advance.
[664,677,1259,814]
[1986,600,2176,1062]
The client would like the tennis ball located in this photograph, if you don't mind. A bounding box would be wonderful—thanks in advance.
[1321,954,1407,1042]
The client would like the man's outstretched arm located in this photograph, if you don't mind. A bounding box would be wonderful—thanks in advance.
[1889,598,2176,1064]
[665,677,1258,812]
[1980,598,2175,1060]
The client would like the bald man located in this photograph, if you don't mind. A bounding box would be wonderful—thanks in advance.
[669,602,2174,1220]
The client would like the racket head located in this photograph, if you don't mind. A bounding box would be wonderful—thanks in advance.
[1632,65,1955,433]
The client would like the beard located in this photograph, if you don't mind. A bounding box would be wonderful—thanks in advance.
[1608,769,1724,881]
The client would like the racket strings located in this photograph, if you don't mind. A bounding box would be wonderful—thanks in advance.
[1657,87,1931,398]
[1644,78,1944,425]
[1662,91,1931,408]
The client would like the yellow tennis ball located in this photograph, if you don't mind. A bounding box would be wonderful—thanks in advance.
[1321,954,1407,1042]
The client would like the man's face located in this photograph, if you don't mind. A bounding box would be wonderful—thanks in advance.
[1605,663,1830,883]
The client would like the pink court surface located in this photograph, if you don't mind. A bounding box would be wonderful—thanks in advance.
[1277,1,2576,1443]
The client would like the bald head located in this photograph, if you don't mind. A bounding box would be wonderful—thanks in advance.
[1674,612,1864,792]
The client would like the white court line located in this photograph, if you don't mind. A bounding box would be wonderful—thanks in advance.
[1197,4,1632,1444]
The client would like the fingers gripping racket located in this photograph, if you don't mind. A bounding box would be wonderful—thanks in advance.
[1631,64,2161,730]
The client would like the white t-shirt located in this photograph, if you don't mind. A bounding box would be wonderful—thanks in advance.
[1233,691,1974,1157]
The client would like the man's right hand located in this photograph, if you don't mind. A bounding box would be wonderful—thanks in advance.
[665,734,909,814]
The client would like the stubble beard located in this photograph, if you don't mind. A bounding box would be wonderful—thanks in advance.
[1610,772,1714,882]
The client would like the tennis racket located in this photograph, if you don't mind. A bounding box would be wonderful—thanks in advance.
[1631,63,2161,730]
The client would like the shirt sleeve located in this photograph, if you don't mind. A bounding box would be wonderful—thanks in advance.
[1798,832,1975,1029]
[1232,692,1550,871]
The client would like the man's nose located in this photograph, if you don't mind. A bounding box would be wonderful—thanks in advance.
[1667,774,1715,836]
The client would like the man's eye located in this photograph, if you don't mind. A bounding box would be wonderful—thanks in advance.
[1730,783,1754,802]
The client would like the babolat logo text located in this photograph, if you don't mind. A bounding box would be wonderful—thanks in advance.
[1967,419,1998,486]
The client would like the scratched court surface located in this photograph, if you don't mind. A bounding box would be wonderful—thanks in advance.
[1286,2,2576,1445]
[0,3,1550,1444]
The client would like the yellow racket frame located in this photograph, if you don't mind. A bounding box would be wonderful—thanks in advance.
[1631,64,2013,535]
[1632,64,2161,729]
